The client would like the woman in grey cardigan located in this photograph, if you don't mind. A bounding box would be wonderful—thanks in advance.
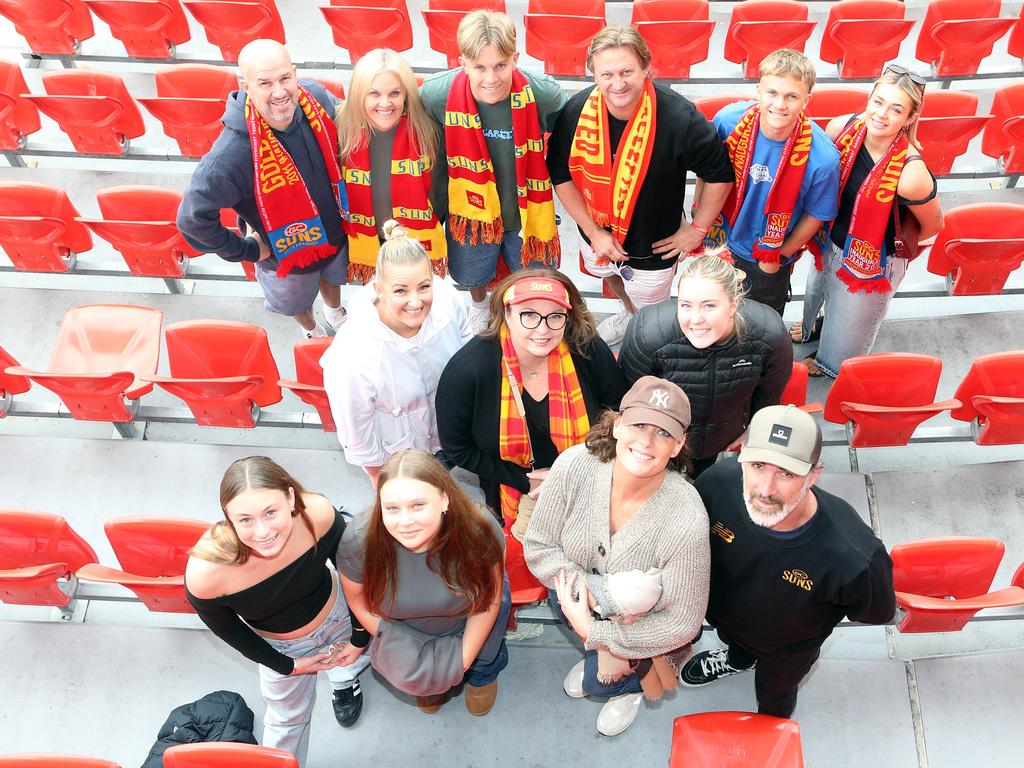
[524,376,710,737]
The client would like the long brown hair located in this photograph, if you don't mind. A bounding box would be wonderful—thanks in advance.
[585,410,694,476]
[363,450,503,616]
[190,456,316,566]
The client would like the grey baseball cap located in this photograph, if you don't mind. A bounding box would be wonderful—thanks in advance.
[738,405,822,475]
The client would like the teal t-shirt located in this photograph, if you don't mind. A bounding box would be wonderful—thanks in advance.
[420,68,568,232]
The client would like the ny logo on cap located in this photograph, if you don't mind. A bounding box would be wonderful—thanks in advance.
[650,389,669,408]
[769,424,792,446]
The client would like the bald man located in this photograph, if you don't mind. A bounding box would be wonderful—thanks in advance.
[178,40,348,337]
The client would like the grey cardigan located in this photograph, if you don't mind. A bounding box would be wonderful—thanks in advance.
[524,444,710,659]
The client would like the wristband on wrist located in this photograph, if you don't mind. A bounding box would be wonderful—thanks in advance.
[691,222,710,235]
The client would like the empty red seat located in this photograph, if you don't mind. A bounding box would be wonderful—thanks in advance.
[916,90,992,175]
[781,361,823,414]
[0,181,93,272]
[421,0,506,67]
[725,0,816,79]
[820,0,915,79]
[0,509,99,608]
[1,344,30,416]
[504,530,546,630]
[981,82,1024,174]
[278,337,335,431]
[1008,7,1024,59]
[524,13,604,77]
[804,86,869,131]
[630,0,715,79]
[76,186,201,278]
[822,353,961,447]
[147,319,282,428]
[0,755,121,768]
[320,0,414,63]
[182,0,285,62]
[693,94,752,123]
[0,0,95,55]
[950,351,1024,445]
[915,0,1014,78]
[75,517,208,612]
[926,202,1024,295]
[137,64,235,157]
[82,0,191,58]
[5,304,162,423]
[0,60,40,150]
[163,743,298,768]
[892,537,1024,632]
[308,76,345,102]
[670,712,804,768]
[22,70,145,156]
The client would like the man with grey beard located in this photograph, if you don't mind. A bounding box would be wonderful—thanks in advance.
[679,405,894,718]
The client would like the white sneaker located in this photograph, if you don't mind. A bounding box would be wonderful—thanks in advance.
[563,659,586,699]
[323,304,347,330]
[469,301,490,334]
[596,692,643,737]
[597,309,631,346]
[303,323,328,340]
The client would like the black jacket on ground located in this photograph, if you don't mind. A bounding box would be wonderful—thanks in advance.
[436,335,627,514]
[618,299,792,460]
[141,690,257,768]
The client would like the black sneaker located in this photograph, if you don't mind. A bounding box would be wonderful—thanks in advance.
[332,681,363,727]
[679,648,753,687]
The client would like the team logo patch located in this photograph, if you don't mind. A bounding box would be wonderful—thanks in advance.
[711,522,735,543]
[650,389,670,408]
[782,568,814,591]
[769,424,792,446]
[466,191,485,210]
[283,222,307,237]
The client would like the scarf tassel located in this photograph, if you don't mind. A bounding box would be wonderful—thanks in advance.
[522,234,561,267]
[275,243,337,278]
[347,262,376,285]
[836,267,892,295]
[448,214,504,247]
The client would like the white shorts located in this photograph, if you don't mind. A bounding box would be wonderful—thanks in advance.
[580,241,674,309]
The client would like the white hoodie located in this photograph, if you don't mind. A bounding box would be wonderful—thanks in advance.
[320,276,472,468]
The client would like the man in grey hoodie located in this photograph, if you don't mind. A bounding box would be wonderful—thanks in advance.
[177,39,348,338]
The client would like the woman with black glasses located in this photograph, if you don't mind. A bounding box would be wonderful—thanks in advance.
[436,268,628,536]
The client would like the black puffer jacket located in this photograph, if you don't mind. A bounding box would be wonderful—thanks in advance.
[618,299,792,460]
[141,690,257,768]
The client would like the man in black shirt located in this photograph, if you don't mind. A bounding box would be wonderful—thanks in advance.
[680,405,895,718]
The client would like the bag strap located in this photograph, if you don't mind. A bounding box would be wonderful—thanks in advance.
[503,359,535,468]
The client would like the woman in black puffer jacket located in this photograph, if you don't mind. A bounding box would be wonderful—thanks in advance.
[618,252,792,477]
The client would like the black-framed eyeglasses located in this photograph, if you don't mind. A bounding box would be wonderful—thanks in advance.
[884,64,927,89]
[517,310,568,330]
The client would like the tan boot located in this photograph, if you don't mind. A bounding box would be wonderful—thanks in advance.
[465,680,498,716]
[416,693,445,714]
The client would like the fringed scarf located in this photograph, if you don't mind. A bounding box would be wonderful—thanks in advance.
[444,70,560,264]
[341,116,447,283]
[497,325,589,524]
[246,85,343,277]
[706,103,813,264]
[567,79,657,245]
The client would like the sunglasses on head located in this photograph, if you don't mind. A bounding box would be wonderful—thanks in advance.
[884,64,926,88]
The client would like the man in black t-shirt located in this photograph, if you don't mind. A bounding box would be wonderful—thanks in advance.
[680,405,895,718]
[546,26,734,346]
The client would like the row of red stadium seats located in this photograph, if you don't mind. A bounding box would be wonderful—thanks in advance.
[1,0,1024,79]
[0,743,300,767]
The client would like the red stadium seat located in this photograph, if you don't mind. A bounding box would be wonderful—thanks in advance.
[422,0,506,67]
[137,64,235,157]
[76,186,201,278]
[950,351,1024,445]
[804,86,869,131]
[182,0,285,62]
[0,509,99,608]
[5,305,162,423]
[147,319,282,428]
[504,530,546,630]
[0,181,93,273]
[308,76,345,101]
[670,712,804,768]
[916,90,992,175]
[75,517,208,613]
[725,1,816,80]
[523,13,604,76]
[926,202,1024,295]
[0,0,95,55]
[278,337,336,432]
[1008,8,1024,59]
[0,755,121,767]
[822,353,960,447]
[82,0,191,58]
[781,361,823,414]
[630,0,715,80]
[820,0,915,80]
[22,71,145,156]
[163,743,298,768]
[891,537,1024,633]
[320,0,414,63]
[981,82,1024,174]
[0,60,41,150]
[0,344,31,415]
[915,0,1014,78]
[693,94,752,123]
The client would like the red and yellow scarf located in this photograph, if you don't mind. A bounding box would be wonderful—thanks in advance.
[708,103,813,264]
[444,70,560,265]
[246,85,343,277]
[568,79,657,245]
[341,116,446,283]
[497,325,589,524]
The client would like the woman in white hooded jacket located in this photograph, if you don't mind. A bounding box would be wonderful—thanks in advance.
[322,220,471,487]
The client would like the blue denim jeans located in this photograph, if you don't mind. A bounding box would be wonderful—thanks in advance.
[548,589,643,697]
[801,241,907,378]
[447,229,541,288]
[463,579,512,687]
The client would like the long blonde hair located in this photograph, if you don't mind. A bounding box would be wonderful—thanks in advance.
[870,68,924,145]
[336,48,436,163]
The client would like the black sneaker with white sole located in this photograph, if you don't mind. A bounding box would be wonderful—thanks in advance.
[679,648,753,687]
[332,681,363,727]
